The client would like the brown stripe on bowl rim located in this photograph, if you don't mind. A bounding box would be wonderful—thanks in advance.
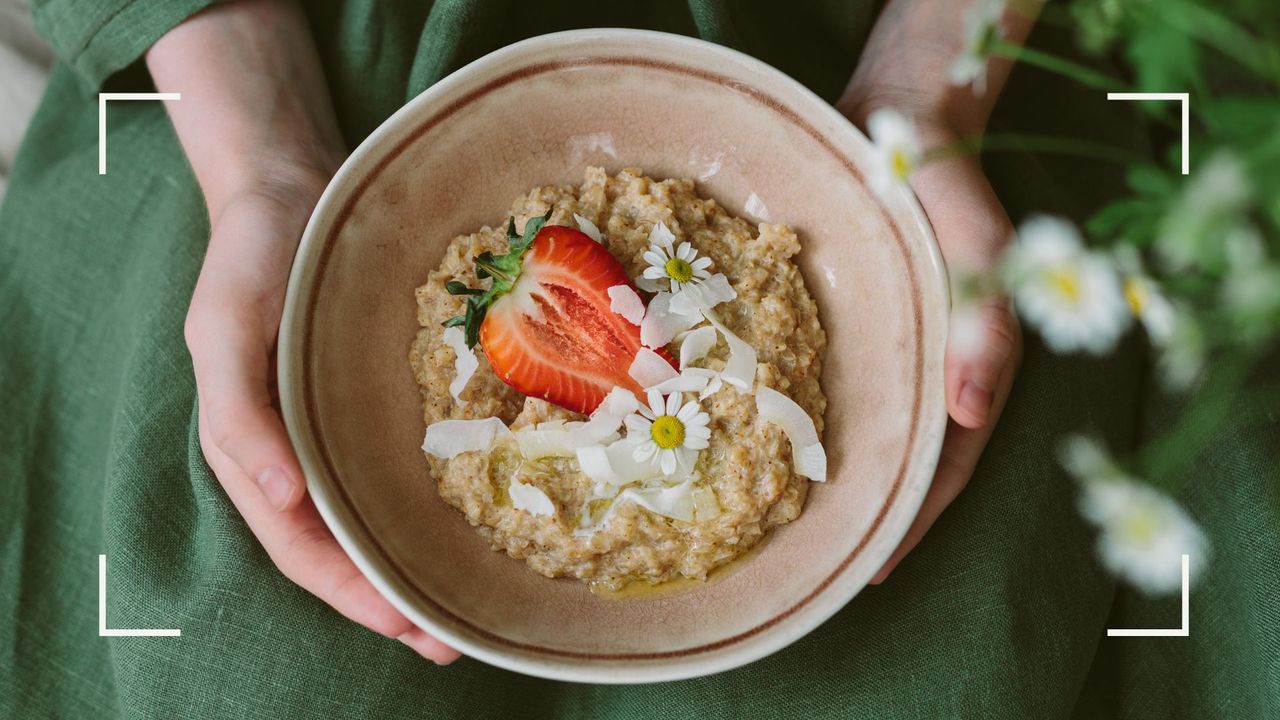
[302,56,925,661]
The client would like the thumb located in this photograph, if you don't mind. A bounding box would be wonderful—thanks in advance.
[946,297,1021,429]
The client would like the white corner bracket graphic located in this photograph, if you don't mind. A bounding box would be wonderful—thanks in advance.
[1106,554,1191,637]
[98,554,181,637]
[1106,92,1190,175]
[98,92,181,175]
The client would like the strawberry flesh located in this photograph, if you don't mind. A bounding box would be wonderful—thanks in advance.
[479,225,671,414]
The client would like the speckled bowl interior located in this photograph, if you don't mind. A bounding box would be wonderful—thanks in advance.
[279,29,948,683]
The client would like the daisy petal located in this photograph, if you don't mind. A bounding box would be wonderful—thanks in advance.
[660,450,677,476]
[678,325,718,369]
[676,401,699,422]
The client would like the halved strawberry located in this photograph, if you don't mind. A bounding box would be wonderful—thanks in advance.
[444,213,674,414]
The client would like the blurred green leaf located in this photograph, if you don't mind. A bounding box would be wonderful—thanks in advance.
[1126,17,1203,95]
[1126,164,1178,197]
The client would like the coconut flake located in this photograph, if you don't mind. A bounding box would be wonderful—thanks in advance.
[574,213,603,242]
[619,480,696,522]
[678,325,718,369]
[578,439,655,486]
[578,387,639,441]
[635,276,663,293]
[699,373,725,400]
[422,418,512,458]
[705,311,757,391]
[794,443,828,483]
[508,479,555,516]
[597,386,642,417]
[513,388,638,459]
[640,291,703,349]
[441,326,478,406]
[756,386,827,482]
[648,367,715,394]
[514,421,580,458]
[576,445,620,486]
[608,284,645,325]
[628,347,678,388]
[670,273,737,316]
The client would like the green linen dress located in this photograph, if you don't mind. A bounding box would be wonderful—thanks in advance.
[1,1,1275,718]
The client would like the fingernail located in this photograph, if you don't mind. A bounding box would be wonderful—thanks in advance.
[257,467,294,511]
[398,631,453,665]
[958,381,993,426]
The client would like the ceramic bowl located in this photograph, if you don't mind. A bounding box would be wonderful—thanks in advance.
[279,28,948,683]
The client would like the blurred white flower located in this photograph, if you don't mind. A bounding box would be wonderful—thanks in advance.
[866,108,922,200]
[1061,436,1208,596]
[1221,224,1280,318]
[1003,216,1130,354]
[1157,151,1251,270]
[949,300,988,362]
[1060,434,1125,481]
[1112,245,1175,344]
[1157,311,1206,390]
[950,0,1007,94]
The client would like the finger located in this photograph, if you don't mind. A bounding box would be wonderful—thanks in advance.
[198,410,461,662]
[945,298,1021,429]
[870,339,1018,585]
[399,626,463,665]
[186,295,305,512]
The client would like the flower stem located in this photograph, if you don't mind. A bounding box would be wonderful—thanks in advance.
[1151,2,1280,85]
[1135,350,1274,487]
[989,39,1128,92]
[925,133,1148,167]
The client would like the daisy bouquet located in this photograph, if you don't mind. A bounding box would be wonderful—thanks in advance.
[870,0,1279,594]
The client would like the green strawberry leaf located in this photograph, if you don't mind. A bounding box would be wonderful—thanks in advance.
[441,208,555,349]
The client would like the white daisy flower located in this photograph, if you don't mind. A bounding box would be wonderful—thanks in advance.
[1157,312,1206,390]
[1112,245,1175,344]
[1061,436,1208,595]
[639,221,714,294]
[1002,215,1130,355]
[1222,224,1280,318]
[624,388,712,477]
[1157,151,1251,270]
[866,108,922,200]
[948,299,989,362]
[949,0,1006,94]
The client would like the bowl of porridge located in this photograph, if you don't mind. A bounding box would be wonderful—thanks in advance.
[278,29,948,683]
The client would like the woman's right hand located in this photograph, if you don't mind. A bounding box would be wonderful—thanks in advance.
[147,0,459,664]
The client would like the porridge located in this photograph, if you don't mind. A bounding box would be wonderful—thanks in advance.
[410,167,827,591]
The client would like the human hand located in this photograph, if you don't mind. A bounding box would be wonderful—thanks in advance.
[148,0,459,662]
[837,0,1032,583]
[868,121,1023,584]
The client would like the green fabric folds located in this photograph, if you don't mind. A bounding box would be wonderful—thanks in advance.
[1,1,1275,718]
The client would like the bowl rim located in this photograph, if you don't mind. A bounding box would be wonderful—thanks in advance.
[278,27,949,684]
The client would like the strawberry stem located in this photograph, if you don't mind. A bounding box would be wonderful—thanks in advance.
[473,256,512,283]
[439,208,553,348]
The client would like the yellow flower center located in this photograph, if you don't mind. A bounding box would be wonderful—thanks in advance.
[650,415,685,450]
[1119,508,1158,543]
[1124,276,1146,316]
[664,257,694,283]
[891,149,912,180]
[1047,268,1082,304]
